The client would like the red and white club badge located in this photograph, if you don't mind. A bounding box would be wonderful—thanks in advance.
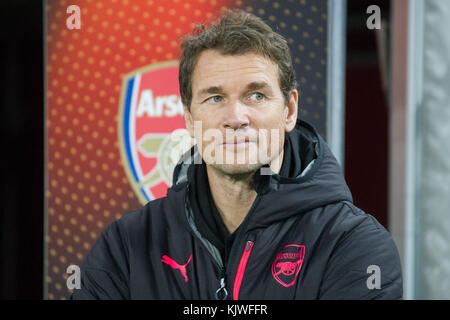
[118,61,194,204]
[271,244,305,288]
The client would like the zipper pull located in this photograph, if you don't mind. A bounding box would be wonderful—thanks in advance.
[233,240,254,300]
[215,270,228,300]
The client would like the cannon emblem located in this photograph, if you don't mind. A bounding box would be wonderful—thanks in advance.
[271,244,305,288]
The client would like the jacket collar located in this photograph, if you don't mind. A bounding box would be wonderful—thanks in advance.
[170,119,353,229]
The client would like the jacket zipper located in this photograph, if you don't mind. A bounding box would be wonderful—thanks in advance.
[185,185,229,300]
[215,268,228,300]
[185,184,262,300]
[233,240,254,300]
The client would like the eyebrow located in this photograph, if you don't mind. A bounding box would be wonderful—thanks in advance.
[196,82,272,97]
[245,81,270,92]
[197,86,223,96]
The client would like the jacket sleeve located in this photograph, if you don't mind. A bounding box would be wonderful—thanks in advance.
[70,220,130,300]
[318,204,403,299]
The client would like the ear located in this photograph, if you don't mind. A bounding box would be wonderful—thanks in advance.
[284,89,298,133]
[183,104,195,138]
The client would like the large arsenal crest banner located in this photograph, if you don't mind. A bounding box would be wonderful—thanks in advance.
[118,61,193,204]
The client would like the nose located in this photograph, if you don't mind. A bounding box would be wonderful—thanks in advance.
[222,99,249,130]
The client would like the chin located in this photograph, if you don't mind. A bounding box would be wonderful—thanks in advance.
[210,163,263,176]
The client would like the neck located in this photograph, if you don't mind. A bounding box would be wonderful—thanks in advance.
[206,150,284,233]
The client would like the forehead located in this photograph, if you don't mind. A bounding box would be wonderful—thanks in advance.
[191,50,280,93]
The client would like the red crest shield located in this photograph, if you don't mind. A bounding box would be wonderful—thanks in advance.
[118,61,194,204]
[271,244,305,288]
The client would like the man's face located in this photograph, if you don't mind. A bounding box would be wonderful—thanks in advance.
[183,49,298,175]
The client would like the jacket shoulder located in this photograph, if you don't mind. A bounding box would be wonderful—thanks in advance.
[71,189,187,300]
[117,187,187,234]
[318,201,403,299]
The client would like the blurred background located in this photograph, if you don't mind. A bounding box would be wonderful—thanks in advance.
[1,0,449,299]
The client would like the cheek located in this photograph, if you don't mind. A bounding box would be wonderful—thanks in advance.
[189,114,219,149]
[270,127,285,153]
[256,126,284,154]
[257,113,286,132]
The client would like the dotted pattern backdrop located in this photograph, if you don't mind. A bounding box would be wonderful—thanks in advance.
[45,0,329,299]
[244,0,328,137]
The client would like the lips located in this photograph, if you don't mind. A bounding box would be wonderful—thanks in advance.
[221,136,256,145]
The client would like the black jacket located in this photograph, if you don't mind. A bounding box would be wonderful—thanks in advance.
[71,120,403,299]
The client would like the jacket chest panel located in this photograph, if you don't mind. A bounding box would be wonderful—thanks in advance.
[230,228,312,299]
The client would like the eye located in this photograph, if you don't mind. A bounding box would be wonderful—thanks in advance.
[207,95,223,103]
[249,92,265,101]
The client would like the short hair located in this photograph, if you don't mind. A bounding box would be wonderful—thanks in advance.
[179,9,298,110]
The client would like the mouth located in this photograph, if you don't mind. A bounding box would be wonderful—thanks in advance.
[221,137,253,146]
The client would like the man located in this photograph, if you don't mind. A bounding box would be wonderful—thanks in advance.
[71,9,402,300]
